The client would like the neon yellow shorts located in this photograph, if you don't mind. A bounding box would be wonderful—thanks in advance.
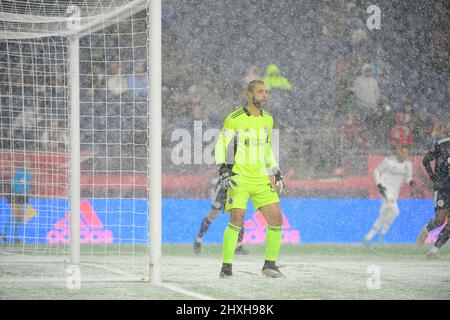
[224,175,280,213]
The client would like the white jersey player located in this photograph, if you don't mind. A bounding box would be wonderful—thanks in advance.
[363,146,417,248]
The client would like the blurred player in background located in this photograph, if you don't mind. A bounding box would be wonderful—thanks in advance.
[363,145,417,249]
[193,176,249,255]
[215,80,286,278]
[416,136,450,259]
[1,157,32,244]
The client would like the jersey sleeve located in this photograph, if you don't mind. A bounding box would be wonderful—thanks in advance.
[25,171,32,193]
[265,117,279,173]
[405,160,413,184]
[374,158,388,185]
[422,149,436,180]
[215,116,236,165]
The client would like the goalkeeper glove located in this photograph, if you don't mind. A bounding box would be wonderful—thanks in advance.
[377,183,387,197]
[218,164,238,190]
[274,170,286,194]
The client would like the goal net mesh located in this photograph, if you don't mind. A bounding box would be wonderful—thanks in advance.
[0,0,151,282]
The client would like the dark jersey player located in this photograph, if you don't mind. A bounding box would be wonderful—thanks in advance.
[416,136,450,259]
[193,178,249,255]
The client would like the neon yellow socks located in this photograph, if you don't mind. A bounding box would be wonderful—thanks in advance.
[222,223,241,264]
[265,225,282,261]
[223,224,282,264]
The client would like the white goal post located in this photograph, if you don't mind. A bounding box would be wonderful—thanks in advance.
[149,0,162,285]
[0,0,161,283]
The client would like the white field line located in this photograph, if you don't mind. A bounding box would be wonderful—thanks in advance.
[85,263,215,299]
[2,252,215,300]
[0,278,65,283]
[157,282,215,300]
[82,262,144,281]
[0,250,65,263]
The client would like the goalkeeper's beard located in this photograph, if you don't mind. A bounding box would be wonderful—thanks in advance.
[252,97,266,109]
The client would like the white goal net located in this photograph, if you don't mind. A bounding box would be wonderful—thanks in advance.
[0,0,153,282]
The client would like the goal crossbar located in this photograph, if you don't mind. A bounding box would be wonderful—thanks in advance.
[0,0,148,40]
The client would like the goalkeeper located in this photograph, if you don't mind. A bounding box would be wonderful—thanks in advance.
[215,80,286,279]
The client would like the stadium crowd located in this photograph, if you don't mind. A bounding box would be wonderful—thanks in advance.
[0,0,449,180]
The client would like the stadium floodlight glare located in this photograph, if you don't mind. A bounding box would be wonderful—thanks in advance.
[0,0,161,283]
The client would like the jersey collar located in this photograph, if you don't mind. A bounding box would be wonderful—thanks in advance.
[437,137,450,145]
[243,105,263,116]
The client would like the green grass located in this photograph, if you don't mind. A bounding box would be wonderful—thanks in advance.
[1,244,449,300]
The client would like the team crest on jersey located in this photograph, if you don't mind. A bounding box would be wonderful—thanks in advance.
[228,197,233,204]
[437,200,445,208]
[264,127,268,134]
[223,129,229,136]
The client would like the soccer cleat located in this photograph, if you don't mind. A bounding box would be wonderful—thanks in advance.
[416,225,430,248]
[426,251,440,260]
[235,245,250,255]
[261,261,283,278]
[219,263,233,278]
[193,238,202,255]
[379,234,385,247]
[363,239,372,250]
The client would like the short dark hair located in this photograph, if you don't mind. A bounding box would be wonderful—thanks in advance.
[246,80,265,92]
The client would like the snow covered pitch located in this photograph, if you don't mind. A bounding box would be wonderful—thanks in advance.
[0,244,449,300]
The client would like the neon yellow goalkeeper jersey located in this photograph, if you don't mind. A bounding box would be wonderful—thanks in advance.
[215,106,278,183]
